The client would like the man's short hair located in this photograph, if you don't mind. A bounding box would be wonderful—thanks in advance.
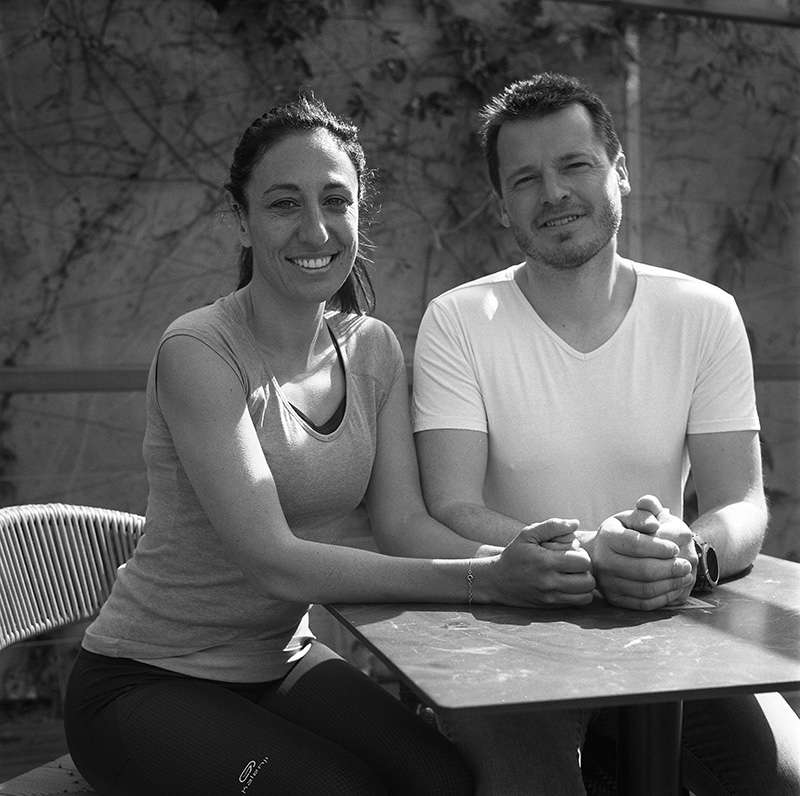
[479,72,622,195]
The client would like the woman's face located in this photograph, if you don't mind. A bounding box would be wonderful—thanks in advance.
[237,128,360,307]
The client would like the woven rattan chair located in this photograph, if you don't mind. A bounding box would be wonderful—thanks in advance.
[0,503,144,650]
[0,503,144,794]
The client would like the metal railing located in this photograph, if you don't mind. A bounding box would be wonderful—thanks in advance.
[0,366,149,394]
[1,361,799,394]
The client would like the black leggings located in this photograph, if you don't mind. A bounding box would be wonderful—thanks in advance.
[64,643,473,796]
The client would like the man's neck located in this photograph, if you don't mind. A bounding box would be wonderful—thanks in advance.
[514,249,636,353]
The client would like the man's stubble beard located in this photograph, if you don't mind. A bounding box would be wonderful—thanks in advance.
[512,202,623,271]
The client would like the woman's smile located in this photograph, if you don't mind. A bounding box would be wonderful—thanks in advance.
[290,254,337,270]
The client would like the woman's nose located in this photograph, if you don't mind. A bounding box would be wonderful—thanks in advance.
[297,204,329,247]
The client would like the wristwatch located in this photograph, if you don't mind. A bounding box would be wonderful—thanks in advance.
[691,534,720,594]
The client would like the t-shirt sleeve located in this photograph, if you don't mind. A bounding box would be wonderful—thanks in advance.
[412,299,488,433]
[687,293,760,434]
[376,320,408,414]
[153,320,250,409]
[345,314,407,415]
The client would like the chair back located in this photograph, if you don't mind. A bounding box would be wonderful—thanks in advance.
[0,503,144,650]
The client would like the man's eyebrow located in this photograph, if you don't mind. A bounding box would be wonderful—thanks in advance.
[504,164,541,183]
[504,151,598,181]
[557,150,597,163]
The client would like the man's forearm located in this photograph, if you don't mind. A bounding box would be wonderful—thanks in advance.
[429,501,526,547]
[690,498,767,579]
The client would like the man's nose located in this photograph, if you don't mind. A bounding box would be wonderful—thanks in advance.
[541,171,570,205]
[297,204,329,246]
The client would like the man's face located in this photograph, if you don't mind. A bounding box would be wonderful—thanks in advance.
[496,104,630,270]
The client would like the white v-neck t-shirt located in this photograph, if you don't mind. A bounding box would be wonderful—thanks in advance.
[413,261,759,532]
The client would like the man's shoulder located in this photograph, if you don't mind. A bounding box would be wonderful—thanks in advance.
[632,261,735,309]
[428,265,520,309]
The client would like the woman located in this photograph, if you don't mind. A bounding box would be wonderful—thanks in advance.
[64,95,596,796]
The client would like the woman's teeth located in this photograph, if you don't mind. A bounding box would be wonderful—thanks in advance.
[293,256,333,269]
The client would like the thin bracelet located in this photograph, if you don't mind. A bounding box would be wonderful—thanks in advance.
[466,559,474,607]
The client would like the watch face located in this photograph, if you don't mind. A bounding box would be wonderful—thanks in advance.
[692,538,719,593]
[705,546,720,585]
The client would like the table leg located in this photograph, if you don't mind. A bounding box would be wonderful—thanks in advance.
[618,701,683,796]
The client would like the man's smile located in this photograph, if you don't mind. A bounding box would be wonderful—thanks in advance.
[539,213,583,229]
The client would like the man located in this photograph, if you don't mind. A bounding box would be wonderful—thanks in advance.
[413,72,799,794]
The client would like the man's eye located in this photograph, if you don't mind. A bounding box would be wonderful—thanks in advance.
[270,199,299,210]
[513,174,538,188]
[567,162,591,170]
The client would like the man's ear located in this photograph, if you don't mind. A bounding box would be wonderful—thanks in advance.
[496,194,511,228]
[615,153,631,198]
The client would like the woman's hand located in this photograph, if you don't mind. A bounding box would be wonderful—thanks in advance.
[481,518,595,607]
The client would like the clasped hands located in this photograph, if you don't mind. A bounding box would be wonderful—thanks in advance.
[495,495,696,611]
[589,494,697,610]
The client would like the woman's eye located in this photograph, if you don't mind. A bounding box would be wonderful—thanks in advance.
[325,196,352,210]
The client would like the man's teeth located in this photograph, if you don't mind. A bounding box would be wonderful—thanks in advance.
[544,215,580,227]
[293,256,333,269]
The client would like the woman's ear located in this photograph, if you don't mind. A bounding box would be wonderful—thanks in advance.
[237,215,251,248]
[229,196,251,248]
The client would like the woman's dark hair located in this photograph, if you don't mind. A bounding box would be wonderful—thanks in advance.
[225,94,375,314]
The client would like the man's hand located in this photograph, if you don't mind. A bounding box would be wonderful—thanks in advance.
[626,495,697,605]
[492,518,596,607]
[629,495,694,550]
[588,496,694,611]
